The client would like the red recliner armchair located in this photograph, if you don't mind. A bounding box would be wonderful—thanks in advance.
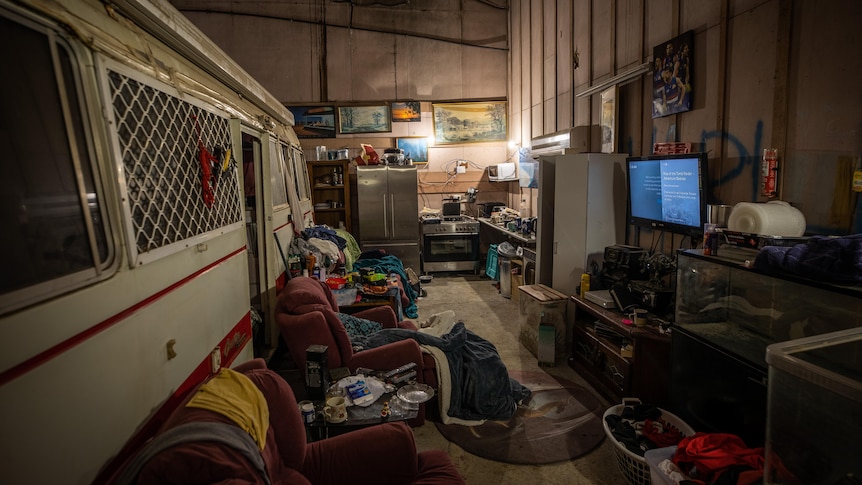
[274,276,438,425]
[126,358,463,485]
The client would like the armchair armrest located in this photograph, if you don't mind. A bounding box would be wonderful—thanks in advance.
[302,422,419,485]
[347,339,424,378]
[352,305,398,328]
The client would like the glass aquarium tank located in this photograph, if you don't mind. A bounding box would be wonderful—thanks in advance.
[764,327,861,484]
[671,249,862,447]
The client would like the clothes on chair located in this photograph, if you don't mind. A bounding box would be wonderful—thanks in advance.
[186,367,269,449]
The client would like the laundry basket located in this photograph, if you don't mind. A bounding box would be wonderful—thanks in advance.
[602,398,695,485]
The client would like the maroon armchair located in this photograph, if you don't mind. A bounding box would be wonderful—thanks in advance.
[128,358,464,485]
[274,276,438,424]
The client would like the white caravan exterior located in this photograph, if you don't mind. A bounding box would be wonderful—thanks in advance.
[0,0,312,483]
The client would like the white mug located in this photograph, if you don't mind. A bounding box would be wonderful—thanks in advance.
[323,396,347,423]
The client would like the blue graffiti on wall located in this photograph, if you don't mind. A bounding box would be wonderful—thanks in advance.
[643,121,764,203]
[700,120,763,202]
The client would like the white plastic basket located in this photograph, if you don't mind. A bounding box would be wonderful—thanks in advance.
[602,398,695,485]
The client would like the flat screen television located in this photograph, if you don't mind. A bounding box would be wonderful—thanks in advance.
[626,152,708,235]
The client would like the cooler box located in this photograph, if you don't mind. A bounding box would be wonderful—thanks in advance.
[763,326,862,484]
[518,284,567,363]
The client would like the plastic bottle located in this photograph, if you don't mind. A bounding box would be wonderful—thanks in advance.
[519,198,528,218]
[579,273,590,298]
[307,254,316,276]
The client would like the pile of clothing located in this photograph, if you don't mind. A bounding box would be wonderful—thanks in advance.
[604,403,686,457]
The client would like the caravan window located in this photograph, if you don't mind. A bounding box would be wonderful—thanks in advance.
[287,146,311,201]
[0,11,112,313]
[269,137,289,210]
[106,67,244,264]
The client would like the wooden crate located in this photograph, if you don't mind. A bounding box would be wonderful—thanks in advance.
[518,284,568,363]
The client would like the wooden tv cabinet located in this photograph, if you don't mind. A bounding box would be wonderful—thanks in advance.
[568,295,671,407]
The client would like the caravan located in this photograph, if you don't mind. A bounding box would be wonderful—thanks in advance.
[0,0,312,482]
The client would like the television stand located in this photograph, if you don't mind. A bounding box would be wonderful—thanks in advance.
[568,295,671,407]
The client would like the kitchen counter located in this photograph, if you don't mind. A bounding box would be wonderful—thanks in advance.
[478,217,537,246]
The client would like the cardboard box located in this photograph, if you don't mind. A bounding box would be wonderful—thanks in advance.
[518,284,568,363]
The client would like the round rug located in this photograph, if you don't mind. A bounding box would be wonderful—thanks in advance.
[434,370,605,464]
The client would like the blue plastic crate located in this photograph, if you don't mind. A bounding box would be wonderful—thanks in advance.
[486,244,498,280]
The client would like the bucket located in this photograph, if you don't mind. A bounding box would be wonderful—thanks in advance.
[727,201,806,237]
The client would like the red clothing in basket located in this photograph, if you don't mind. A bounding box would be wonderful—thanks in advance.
[672,433,764,484]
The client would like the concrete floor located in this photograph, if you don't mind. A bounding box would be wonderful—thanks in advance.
[410,274,624,484]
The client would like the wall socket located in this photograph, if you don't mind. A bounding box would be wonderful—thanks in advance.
[456,160,467,174]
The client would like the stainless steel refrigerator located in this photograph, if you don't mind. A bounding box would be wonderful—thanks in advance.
[355,165,420,271]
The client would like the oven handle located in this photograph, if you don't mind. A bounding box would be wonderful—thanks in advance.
[422,231,481,237]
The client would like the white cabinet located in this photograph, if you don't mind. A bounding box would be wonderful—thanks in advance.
[536,152,628,296]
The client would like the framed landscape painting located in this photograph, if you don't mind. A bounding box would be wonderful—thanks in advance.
[396,137,428,164]
[391,101,421,122]
[432,101,507,145]
[287,106,335,138]
[337,105,391,134]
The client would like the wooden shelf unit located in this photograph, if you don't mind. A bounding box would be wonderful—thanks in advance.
[307,159,351,232]
[568,295,671,407]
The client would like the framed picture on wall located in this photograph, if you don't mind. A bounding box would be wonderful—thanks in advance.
[287,106,335,138]
[391,101,421,122]
[600,86,617,153]
[337,105,392,134]
[396,137,428,164]
[432,101,507,145]
[652,30,693,118]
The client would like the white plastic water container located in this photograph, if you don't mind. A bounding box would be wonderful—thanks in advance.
[727,200,806,236]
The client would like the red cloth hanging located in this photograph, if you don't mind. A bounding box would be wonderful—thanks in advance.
[198,139,217,207]
[192,115,217,208]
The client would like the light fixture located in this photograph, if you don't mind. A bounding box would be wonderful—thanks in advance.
[575,61,651,98]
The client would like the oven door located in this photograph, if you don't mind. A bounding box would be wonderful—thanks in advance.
[422,232,480,272]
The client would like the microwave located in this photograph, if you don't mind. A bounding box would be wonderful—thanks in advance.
[488,162,518,181]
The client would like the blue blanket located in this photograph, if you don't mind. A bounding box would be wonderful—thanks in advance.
[355,253,419,318]
[352,322,531,422]
[753,234,862,283]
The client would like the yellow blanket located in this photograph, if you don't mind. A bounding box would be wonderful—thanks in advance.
[186,368,269,450]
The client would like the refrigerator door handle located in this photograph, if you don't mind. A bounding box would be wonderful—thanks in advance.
[383,192,389,238]
[390,193,395,236]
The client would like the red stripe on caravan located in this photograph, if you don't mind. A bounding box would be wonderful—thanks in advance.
[93,314,252,484]
[0,247,247,387]
[276,271,287,294]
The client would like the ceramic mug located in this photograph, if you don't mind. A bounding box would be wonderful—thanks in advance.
[630,308,648,327]
[323,396,347,423]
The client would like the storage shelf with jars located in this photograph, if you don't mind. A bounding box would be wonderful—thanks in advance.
[307,159,351,232]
